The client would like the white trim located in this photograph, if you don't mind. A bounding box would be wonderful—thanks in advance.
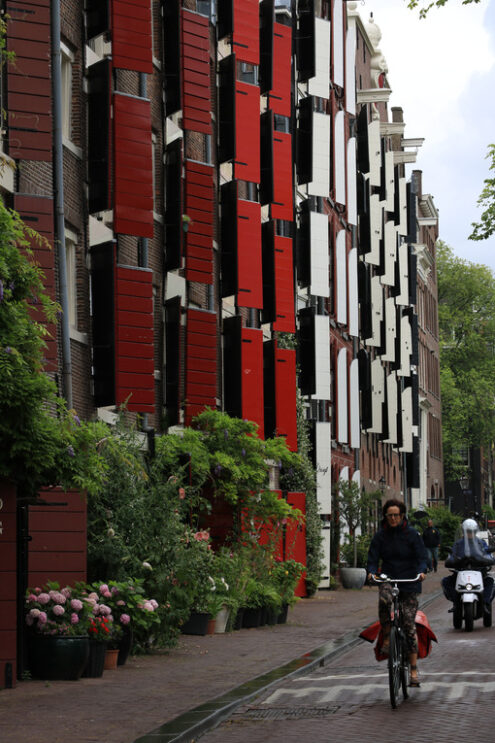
[357,88,391,104]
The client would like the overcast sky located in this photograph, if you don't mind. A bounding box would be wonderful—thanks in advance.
[358,0,495,272]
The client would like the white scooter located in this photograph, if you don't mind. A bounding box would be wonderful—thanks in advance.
[445,554,494,632]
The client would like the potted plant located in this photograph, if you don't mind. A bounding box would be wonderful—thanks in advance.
[334,479,373,589]
[25,582,91,680]
[241,578,265,628]
[272,559,305,623]
[82,614,114,678]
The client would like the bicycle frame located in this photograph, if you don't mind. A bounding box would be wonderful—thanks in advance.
[371,574,422,709]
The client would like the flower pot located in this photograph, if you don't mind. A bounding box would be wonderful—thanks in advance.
[206,617,216,634]
[181,611,210,636]
[233,607,244,631]
[82,641,107,678]
[259,607,267,626]
[117,626,133,666]
[104,648,119,670]
[265,607,279,626]
[277,603,289,624]
[242,607,261,629]
[214,605,230,633]
[340,567,367,590]
[27,635,89,681]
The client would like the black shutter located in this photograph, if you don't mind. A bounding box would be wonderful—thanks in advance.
[164,0,181,116]
[87,59,111,213]
[358,349,372,430]
[91,242,115,406]
[220,180,238,297]
[262,220,276,323]
[263,339,276,439]
[260,110,274,205]
[217,0,234,39]
[85,0,109,40]
[164,296,182,426]
[165,138,183,271]
[408,247,417,305]
[358,262,372,339]
[297,199,311,287]
[223,316,242,418]
[406,436,420,489]
[298,306,316,396]
[297,95,313,185]
[356,105,370,174]
[406,180,417,243]
[297,0,315,82]
[218,54,236,163]
[259,0,275,94]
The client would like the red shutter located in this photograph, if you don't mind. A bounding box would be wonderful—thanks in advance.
[185,160,214,284]
[111,0,152,73]
[235,82,260,183]
[0,480,17,688]
[185,308,217,425]
[237,199,263,308]
[14,194,57,371]
[272,131,293,221]
[273,235,295,333]
[113,93,153,238]
[114,265,155,412]
[241,327,264,438]
[233,0,259,65]
[29,488,87,587]
[274,343,297,451]
[6,0,52,161]
[286,492,307,597]
[270,23,291,117]
[181,9,212,134]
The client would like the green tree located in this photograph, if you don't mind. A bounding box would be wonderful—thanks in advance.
[469,144,495,242]
[407,0,480,18]
[437,241,495,479]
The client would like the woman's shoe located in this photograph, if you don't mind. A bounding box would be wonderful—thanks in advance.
[409,665,421,687]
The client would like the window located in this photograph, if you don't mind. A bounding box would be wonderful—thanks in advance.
[238,62,259,85]
[197,0,214,18]
[65,232,77,328]
[61,43,74,141]
[274,115,290,133]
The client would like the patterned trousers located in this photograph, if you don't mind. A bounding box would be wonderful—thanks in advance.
[378,584,418,654]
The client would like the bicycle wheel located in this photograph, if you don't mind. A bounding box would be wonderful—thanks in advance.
[400,633,409,700]
[388,626,401,709]
[464,603,474,632]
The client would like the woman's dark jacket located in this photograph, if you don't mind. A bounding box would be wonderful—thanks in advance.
[366,518,427,593]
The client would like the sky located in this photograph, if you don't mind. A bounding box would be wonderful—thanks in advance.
[358,0,495,272]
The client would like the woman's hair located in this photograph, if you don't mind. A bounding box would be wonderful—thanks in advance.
[382,499,406,518]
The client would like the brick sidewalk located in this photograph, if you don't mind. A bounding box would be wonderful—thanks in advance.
[0,569,447,743]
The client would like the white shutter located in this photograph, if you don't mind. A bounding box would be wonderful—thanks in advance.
[350,358,360,449]
[368,120,381,186]
[308,18,330,99]
[313,314,331,401]
[332,0,344,88]
[348,247,358,337]
[385,151,395,212]
[365,193,381,265]
[369,358,385,433]
[316,421,332,513]
[336,229,347,325]
[382,220,397,286]
[345,22,356,115]
[381,296,396,362]
[384,371,398,445]
[398,177,408,236]
[347,137,357,226]
[400,386,413,453]
[310,211,330,298]
[334,111,346,205]
[396,243,409,305]
[398,313,412,378]
[337,347,348,444]
[366,275,383,347]
[308,112,330,197]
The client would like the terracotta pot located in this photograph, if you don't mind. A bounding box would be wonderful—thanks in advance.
[206,617,216,634]
[103,648,119,670]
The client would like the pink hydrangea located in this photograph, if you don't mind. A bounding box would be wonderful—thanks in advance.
[25,615,34,626]
[117,600,126,606]
[38,612,47,625]
[49,591,66,604]
[88,592,99,601]
[37,593,51,605]
[70,613,79,625]
[143,602,154,612]
[26,593,38,603]
[102,590,112,598]
[34,587,42,595]
[99,604,111,615]
[99,584,109,594]
[70,599,83,611]
[29,608,41,618]
[52,605,65,616]
[120,614,131,625]
[149,599,158,609]
[61,588,72,598]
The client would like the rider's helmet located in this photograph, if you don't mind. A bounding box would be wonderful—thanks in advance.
[462,518,478,537]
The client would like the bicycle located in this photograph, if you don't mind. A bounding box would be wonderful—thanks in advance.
[371,574,422,709]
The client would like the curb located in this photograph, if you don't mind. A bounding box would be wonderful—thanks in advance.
[134,589,444,743]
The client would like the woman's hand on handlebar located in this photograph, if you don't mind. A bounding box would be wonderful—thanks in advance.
[419,572,426,581]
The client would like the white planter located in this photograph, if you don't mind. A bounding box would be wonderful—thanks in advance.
[214,605,230,633]
[339,567,367,590]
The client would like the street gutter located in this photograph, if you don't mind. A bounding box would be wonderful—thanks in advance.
[133,589,443,743]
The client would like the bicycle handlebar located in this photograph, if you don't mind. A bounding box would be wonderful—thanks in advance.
[370,574,423,585]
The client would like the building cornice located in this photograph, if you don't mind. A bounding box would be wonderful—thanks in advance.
[357,88,391,104]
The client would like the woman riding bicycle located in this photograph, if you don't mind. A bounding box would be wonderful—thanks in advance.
[366,499,427,687]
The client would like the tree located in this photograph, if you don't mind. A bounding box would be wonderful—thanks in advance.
[469,144,495,241]
[407,0,481,18]
[333,479,375,568]
[437,241,495,479]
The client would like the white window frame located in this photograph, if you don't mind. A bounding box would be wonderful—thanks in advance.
[65,228,77,330]
[61,42,74,143]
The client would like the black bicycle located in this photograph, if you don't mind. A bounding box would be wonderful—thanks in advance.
[372,574,422,709]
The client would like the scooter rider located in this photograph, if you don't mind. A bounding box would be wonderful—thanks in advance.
[442,519,495,609]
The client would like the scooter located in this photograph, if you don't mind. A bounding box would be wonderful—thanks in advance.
[444,555,494,632]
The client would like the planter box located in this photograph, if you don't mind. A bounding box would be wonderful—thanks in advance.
[28,635,89,681]
[181,611,210,636]
[242,607,261,629]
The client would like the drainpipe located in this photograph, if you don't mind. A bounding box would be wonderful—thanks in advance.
[51,0,72,408]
